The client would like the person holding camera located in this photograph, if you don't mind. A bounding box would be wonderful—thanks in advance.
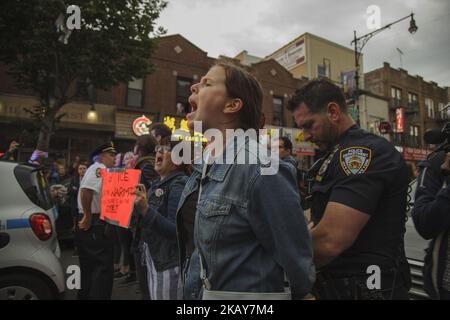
[412,151,450,300]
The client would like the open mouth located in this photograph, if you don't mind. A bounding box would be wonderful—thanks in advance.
[155,155,163,165]
[186,99,198,118]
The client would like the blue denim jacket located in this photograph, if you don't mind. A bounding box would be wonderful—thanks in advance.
[141,170,188,272]
[177,136,315,299]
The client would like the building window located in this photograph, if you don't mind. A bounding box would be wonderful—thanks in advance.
[391,87,402,109]
[425,98,435,119]
[407,92,418,113]
[317,59,331,79]
[127,78,144,108]
[273,96,284,126]
[409,125,419,147]
[317,64,327,78]
[176,78,192,116]
[391,87,402,100]
[408,92,418,103]
[317,65,327,78]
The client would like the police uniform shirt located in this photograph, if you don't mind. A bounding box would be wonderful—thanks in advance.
[311,125,410,273]
[77,162,105,214]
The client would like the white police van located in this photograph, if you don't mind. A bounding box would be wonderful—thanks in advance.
[0,161,65,299]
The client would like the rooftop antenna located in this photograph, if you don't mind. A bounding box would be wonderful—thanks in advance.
[396,47,404,68]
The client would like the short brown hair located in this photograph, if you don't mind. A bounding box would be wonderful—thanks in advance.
[216,61,263,130]
[288,79,347,114]
[135,134,157,157]
[149,123,172,140]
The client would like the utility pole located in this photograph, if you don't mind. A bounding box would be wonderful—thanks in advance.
[352,13,417,123]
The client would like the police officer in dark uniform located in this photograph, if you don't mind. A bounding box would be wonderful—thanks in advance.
[76,142,117,300]
[288,79,411,299]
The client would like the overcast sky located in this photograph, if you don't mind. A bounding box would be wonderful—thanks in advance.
[157,0,450,88]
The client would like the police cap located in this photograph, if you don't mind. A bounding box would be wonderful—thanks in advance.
[90,142,118,160]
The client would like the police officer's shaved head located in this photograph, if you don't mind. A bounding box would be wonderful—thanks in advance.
[287,79,354,152]
[288,79,347,114]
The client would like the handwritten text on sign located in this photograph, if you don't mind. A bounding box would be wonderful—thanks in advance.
[100,169,141,228]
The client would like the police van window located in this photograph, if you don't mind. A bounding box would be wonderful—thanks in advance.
[14,165,54,210]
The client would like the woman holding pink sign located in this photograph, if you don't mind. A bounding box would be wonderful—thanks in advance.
[134,136,190,300]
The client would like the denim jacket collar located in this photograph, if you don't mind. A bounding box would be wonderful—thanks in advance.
[155,169,185,188]
[192,132,248,182]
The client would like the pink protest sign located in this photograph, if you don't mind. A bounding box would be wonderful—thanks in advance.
[100,169,141,228]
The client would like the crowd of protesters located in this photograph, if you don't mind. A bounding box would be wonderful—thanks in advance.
[2,61,450,301]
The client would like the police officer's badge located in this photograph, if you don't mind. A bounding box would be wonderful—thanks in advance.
[340,147,372,176]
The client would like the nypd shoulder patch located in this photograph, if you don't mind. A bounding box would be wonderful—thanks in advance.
[95,168,102,178]
[339,147,372,176]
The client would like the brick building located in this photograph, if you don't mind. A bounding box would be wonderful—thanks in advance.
[0,34,312,164]
[365,62,449,161]
[115,34,311,153]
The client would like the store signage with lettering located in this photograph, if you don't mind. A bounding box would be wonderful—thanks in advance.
[266,125,317,156]
[164,115,207,143]
[402,148,430,161]
[271,38,306,70]
[296,146,316,156]
[294,130,305,143]
[1,100,112,125]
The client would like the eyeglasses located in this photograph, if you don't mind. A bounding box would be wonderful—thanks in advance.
[155,145,172,153]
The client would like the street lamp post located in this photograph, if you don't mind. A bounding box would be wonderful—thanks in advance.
[351,13,418,122]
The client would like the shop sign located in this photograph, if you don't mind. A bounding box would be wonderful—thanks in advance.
[132,115,152,136]
[164,116,207,143]
[402,147,430,161]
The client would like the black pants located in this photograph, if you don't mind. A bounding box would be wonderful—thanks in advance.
[113,227,121,266]
[75,215,114,300]
[117,227,135,272]
[313,271,410,300]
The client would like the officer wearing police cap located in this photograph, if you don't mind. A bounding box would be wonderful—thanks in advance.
[76,141,117,300]
[288,79,411,299]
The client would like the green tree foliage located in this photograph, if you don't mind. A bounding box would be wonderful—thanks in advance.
[0,0,167,151]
